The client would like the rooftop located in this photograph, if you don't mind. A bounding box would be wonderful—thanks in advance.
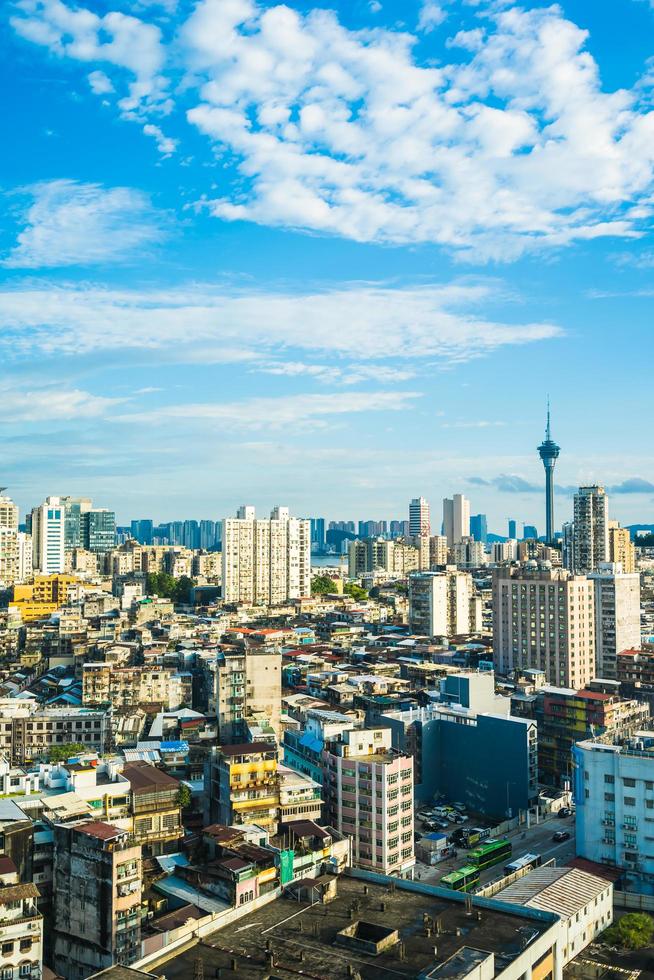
[122,761,180,792]
[160,872,555,980]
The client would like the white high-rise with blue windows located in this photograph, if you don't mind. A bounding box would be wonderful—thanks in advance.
[574,733,654,894]
[31,496,65,574]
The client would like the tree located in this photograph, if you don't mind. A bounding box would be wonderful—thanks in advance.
[311,574,336,595]
[146,572,196,604]
[603,913,654,950]
[343,582,368,601]
[176,784,192,809]
[43,743,87,763]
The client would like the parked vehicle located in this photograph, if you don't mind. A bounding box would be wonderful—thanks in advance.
[453,802,467,812]
[552,830,571,842]
[558,807,572,818]
[453,814,466,824]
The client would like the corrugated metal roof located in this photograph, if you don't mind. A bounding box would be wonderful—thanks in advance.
[498,867,610,920]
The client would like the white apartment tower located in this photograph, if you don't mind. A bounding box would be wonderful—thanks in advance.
[493,563,596,688]
[222,505,311,605]
[573,485,609,574]
[31,496,66,574]
[589,563,641,679]
[442,494,470,547]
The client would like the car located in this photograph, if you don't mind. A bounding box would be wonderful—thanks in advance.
[558,807,572,818]
[453,802,467,812]
[552,830,571,842]
[437,820,450,830]
[453,814,466,824]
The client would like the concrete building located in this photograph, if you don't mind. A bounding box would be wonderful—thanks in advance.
[442,494,470,547]
[222,505,311,606]
[206,647,281,742]
[573,486,609,574]
[589,563,641,679]
[409,569,481,637]
[322,727,415,876]
[451,536,487,569]
[0,701,110,765]
[30,496,66,574]
[348,538,420,579]
[493,540,518,563]
[52,821,142,978]
[209,742,280,832]
[493,564,595,688]
[277,764,322,823]
[618,646,654,713]
[83,663,192,711]
[574,731,654,892]
[609,524,636,574]
[122,761,184,856]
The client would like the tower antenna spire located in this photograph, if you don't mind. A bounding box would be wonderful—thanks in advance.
[546,396,551,440]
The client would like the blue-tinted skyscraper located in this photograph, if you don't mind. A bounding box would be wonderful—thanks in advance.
[470,513,487,543]
[508,519,517,540]
[310,517,325,552]
[537,401,561,544]
[130,519,153,545]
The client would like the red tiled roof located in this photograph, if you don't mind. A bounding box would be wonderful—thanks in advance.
[76,821,124,842]
[567,857,622,883]
[577,690,611,701]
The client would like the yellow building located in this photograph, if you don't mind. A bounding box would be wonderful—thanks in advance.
[10,574,79,622]
[210,743,279,832]
[609,525,636,574]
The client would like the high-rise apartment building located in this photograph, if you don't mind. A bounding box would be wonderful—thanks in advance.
[493,564,595,688]
[222,505,310,605]
[390,520,410,538]
[82,508,116,552]
[409,497,430,538]
[609,524,636,574]
[0,493,18,534]
[409,569,481,637]
[589,563,641,679]
[451,536,487,569]
[573,485,609,574]
[442,494,470,547]
[0,495,21,586]
[31,497,66,574]
[322,727,415,876]
[209,742,280,832]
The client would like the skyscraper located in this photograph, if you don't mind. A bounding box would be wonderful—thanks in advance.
[470,513,488,543]
[508,519,517,540]
[537,402,560,545]
[409,497,430,538]
[442,494,470,547]
[130,519,153,545]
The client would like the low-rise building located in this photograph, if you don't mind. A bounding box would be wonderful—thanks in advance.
[0,862,42,980]
[83,663,192,711]
[122,761,184,856]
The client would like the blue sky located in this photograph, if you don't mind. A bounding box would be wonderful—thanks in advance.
[2,0,654,533]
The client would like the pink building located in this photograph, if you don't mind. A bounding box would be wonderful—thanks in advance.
[322,727,415,876]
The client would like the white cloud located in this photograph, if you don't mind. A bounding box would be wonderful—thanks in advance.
[252,360,416,385]
[142,123,177,156]
[0,281,562,362]
[418,2,447,33]
[11,0,166,111]
[113,390,420,430]
[0,383,122,422]
[3,179,164,268]
[13,0,654,258]
[88,70,114,94]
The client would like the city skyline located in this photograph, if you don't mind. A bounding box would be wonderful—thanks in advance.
[2,0,654,525]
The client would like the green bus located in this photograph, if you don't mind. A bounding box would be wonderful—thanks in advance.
[440,864,480,893]
[467,838,512,871]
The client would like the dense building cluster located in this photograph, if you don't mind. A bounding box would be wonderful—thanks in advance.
[0,422,652,979]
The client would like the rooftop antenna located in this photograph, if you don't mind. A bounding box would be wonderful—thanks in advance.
[545,395,551,440]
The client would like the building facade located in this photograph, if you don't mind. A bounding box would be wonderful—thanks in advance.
[572,486,609,575]
[409,569,481,637]
[493,564,596,688]
[589,564,641,679]
[442,494,470,547]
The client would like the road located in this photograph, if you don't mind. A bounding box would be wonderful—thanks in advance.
[414,809,577,887]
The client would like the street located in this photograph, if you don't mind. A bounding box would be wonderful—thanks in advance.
[414,809,577,887]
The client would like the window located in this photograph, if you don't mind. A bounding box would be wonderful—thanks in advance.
[604,793,614,802]
[2,942,13,955]
[20,967,33,978]
[604,774,614,784]
[623,778,636,788]
[624,797,636,807]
